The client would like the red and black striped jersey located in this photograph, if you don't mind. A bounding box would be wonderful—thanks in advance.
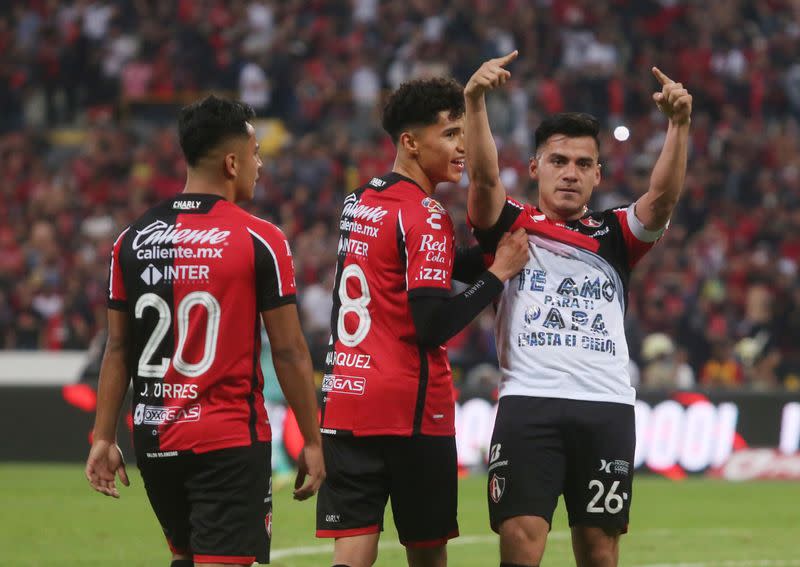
[320,173,457,437]
[108,193,296,456]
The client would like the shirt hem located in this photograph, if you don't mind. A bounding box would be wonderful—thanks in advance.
[321,427,455,437]
[498,387,634,406]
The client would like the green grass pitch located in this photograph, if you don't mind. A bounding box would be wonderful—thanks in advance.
[1,464,798,566]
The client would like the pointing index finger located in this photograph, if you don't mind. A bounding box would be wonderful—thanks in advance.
[494,50,519,67]
[652,66,673,86]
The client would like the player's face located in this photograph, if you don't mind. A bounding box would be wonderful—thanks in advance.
[413,111,466,185]
[234,122,262,201]
[531,135,600,220]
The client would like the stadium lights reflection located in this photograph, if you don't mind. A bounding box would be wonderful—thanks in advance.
[613,125,630,141]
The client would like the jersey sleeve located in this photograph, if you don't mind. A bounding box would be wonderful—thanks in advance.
[398,203,455,298]
[248,224,297,311]
[613,203,667,268]
[470,197,526,253]
[107,227,129,311]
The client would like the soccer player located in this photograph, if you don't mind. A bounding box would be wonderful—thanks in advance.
[464,52,692,567]
[85,95,325,567]
[316,78,529,567]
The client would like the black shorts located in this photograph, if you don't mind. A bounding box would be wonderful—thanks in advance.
[138,442,272,565]
[316,435,459,547]
[487,397,634,534]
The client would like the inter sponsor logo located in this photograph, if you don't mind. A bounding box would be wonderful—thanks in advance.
[321,374,366,395]
[133,403,201,425]
[172,200,202,210]
[338,237,369,258]
[140,264,210,285]
[132,220,230,250]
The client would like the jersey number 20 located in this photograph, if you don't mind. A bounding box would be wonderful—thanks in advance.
[135,291,221,378]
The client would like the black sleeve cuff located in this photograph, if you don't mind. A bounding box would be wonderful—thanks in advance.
[259,294,297,312]
[453,245,488,284]
[472,202,522,253]
[107,299,128,311]
[410,270,504,348]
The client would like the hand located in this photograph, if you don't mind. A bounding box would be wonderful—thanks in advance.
[652,67,692,126]
[465,51,519,100]
[85,439,129,498]
[293,442,325,501]
[489,229,529,281]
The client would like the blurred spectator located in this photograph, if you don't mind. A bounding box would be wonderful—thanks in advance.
[699,340,745,389]
[640,333,695,390]
[0,0,799,391]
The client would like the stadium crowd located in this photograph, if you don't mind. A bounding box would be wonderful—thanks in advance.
[2,0,800,390]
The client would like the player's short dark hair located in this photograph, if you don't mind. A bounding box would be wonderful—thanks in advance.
[178,95,256,166]
[382,77,465,142]
[534,112,600,154]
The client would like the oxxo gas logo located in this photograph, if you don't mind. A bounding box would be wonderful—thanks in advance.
[133,403,201,425]
[321,374,366,395]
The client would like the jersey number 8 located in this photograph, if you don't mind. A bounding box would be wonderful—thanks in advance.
[337,264,371,347]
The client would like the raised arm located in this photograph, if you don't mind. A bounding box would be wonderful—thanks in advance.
[465,51,518,230]
[635,67,693,231]
[261,303,325,500]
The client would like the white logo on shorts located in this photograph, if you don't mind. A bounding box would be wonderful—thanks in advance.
[599,459,630,476]
[489,473,506,504]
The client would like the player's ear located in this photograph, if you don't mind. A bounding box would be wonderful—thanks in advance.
[223,152,237,179]
[399,131,419,157]
[529,156,539,180]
